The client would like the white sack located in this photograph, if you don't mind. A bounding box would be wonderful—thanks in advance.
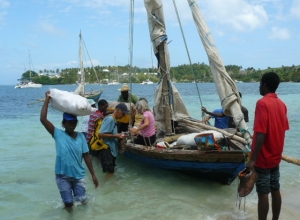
[176,130,223,146]
[50,88,96,116]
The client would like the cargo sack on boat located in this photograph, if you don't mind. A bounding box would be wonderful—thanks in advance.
[50,88,96,116]
[89,118,109,151]
[194,133,222,151]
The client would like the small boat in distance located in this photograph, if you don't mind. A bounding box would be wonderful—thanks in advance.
[108,80,121,86]
[140,79,154,84]
[15,51,42,89]
[108,57,121,86]
[234,80,244,83]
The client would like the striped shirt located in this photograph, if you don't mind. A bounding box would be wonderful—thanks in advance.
[86,110,104,142]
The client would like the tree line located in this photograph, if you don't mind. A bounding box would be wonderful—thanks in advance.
[22,63,300,85]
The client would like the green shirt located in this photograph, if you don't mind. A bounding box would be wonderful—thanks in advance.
[117,93,139,104]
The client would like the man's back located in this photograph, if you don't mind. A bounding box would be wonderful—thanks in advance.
[211,109,229,129]
[252,93,289,168]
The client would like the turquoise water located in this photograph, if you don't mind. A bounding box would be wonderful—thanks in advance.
[0,83,299,220]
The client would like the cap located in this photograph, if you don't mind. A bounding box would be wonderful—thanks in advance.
[63,112,78,121]
[118,84,130,92]
[87,99,96,106]
[115,103,129,115]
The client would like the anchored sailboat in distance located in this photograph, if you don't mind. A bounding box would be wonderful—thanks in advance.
[107,56,121,86]
[15,51,42,89]
[74,31,103,101]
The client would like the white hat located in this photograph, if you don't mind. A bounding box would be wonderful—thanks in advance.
[118,84,130,92]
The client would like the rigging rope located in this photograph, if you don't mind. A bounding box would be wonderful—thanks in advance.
[172,0,207,121]
[82,38,101,87]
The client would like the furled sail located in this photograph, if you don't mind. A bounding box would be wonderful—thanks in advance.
[187,0,252,146]
[144,0,190,134]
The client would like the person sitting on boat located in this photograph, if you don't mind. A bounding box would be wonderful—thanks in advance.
[117,84,139,104]
[133,97,148,129]
[130,100,156,146]
[201,107,229,129]
[98,103,129,173]
[40,91,99,210]
[81,99,96,138]
[228,92,249,128]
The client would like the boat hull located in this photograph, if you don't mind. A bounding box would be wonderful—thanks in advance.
[20,83,42,88]
[84,90,103,102]
[124,143,247,185]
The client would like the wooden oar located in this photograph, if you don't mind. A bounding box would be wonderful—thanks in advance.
[282,154,300,166]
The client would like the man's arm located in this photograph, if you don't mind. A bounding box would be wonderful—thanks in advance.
[40,91,55,136]
[202,107,225,117]
[242,106,249,122]
[246,132,266,170]
[83,153,99,188]
[98,133,123,140]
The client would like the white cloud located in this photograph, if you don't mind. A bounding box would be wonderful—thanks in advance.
[0,0,9,8]
[0,0,9,26]
[39,21,66,37]
[290,0,300,19]
[203,0,268,31]
[268,27,291,40]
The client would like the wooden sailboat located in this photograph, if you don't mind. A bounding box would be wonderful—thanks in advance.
[123,0,251,185]
[74,31,103,101]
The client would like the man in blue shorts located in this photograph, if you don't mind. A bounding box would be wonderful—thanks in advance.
[40,91,99,210]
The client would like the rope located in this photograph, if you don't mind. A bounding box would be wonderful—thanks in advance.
[172,0,203,107]
[172,0,208,122]
[82,38,101,86]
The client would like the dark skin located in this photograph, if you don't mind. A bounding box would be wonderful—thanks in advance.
[246,82,281,220]
[201,107,225,118]
[121,91,129,101]
[201,107,225,123]
[99,103,109,116]
[40,91,99,208]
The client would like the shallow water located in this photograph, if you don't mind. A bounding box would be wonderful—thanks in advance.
[0,82,299,220]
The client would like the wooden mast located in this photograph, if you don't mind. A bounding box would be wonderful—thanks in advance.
[79,31,85,96]
[158,42,173,135]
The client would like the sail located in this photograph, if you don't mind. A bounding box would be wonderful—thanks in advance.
[144,0,190,134]
[187,0,252,146]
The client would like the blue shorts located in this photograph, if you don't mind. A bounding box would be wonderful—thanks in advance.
[254,166,280,195]
[55,174,86,204]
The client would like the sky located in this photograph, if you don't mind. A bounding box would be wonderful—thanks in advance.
[0,0,299,85]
